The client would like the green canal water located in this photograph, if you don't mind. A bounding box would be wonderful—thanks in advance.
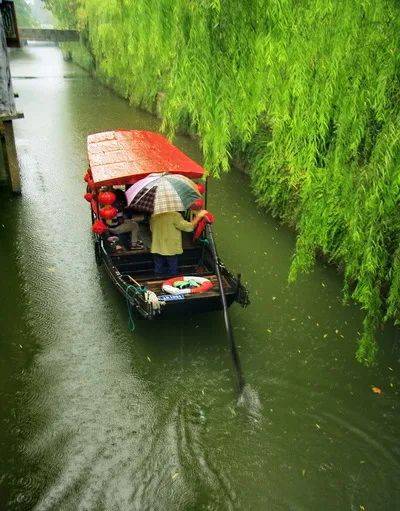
[1,44,400,511]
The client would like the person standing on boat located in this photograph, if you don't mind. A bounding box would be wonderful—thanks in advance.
[150,210,207,276]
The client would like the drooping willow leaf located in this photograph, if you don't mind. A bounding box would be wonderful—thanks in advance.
[47,0,400,364]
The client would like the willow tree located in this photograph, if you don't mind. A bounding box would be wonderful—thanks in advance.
[14,0,38,27]
[46,0,400,364]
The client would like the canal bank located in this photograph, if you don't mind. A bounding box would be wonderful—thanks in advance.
[1,43,400,511]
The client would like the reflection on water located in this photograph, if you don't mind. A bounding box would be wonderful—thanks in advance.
[0,44,399,511]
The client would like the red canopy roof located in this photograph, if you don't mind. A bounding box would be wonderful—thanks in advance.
[87,130,205,188]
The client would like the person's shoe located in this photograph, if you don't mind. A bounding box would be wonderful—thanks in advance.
[130,241,144,251]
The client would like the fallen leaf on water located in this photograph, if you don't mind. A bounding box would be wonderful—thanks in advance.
[272,296,276,301]
[315,423,321,429]
[323,333,328,338]
[146,356,151,362]
[302,469,306,477]
[372,386,382,394]
[172,472,179,480]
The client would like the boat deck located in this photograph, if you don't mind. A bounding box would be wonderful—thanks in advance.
[104,228,237,302]
[132,273,234,299]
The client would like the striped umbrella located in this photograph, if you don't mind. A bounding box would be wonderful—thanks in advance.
[125,173,201,215]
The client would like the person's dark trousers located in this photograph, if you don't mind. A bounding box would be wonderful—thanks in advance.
[154,254,179,277]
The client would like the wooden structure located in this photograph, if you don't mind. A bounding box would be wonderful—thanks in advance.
[19,27,79,43]
[0,2,23,193]
[0,0,19,47]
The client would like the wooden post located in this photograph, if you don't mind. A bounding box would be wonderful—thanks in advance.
[0,8,23,193]
[0,1,20,48]
[1,119,20,192]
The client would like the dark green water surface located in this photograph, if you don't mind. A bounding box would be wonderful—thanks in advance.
[1,44,400,511]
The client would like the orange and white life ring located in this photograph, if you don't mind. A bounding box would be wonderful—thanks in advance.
[162,276,213,295]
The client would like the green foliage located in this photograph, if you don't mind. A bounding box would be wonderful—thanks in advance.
[48,0,400,364]
[14,0,38,27]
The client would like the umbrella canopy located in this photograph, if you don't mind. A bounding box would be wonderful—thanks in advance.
[126,173,201,215]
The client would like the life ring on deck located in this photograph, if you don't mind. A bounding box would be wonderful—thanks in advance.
[162,276,213,295]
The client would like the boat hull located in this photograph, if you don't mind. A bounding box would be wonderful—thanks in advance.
[96,232,248,320]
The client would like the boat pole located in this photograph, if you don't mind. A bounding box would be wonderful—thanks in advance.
[205,224,245,395]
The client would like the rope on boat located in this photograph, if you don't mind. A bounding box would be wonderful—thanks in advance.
[125,284,146,331]
[198,236,209,267]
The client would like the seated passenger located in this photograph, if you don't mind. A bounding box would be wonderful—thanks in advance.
[150,209,207,276]
[107,188,144,250]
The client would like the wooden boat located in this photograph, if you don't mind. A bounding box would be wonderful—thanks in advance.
[85,130,249,319]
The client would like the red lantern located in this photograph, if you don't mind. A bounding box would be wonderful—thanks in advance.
[98,191,116,205]
[191,198,205,210]
[92,220,107,235]
[84,192,93,202]
[87,178,95,190]
[196,183,206,194]
[99,206,118,220]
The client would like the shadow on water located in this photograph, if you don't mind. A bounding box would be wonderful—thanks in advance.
[100,266,263,424]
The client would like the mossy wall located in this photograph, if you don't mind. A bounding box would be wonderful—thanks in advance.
[46,0,400,363]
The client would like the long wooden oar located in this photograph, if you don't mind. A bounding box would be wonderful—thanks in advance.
[205,224,245,395]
